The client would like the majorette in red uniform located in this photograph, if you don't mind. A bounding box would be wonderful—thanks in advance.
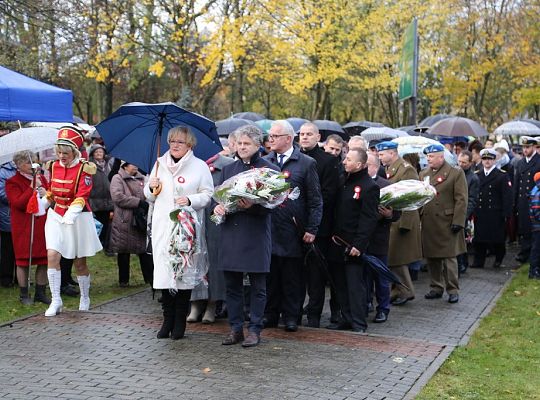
[43,126,102,317]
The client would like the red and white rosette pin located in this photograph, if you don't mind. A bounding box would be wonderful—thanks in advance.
[283,170,290,179]
[208,164,215,173]
[353,186,361,200]
[177,176,186,183]
[436,176,444,183]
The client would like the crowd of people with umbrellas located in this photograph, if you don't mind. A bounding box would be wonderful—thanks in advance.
[2,100,540,348]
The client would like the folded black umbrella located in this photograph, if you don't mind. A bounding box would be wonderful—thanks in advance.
[331,235,409,290]
[293,217,336,291]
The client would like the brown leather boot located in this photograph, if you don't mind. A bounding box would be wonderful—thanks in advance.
[222,330,244,345]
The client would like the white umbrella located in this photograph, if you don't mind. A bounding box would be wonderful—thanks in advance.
[493,120,540,136]
[392,136,457,168]
[28,121,96,134]
[361,127,409,143]
[0,127,58,165]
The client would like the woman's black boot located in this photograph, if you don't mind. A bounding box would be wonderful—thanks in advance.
[171,289,191,340]
[157,289,175,339]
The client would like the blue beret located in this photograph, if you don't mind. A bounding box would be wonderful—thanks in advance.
[374,141,398,151]
[423,144,445,154]
[438,136,455,145]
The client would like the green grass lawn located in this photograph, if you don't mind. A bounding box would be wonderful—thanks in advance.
[0,251,148,324]
[417,266,540,400]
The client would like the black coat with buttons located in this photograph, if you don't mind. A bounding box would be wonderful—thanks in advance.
[474,167,513,243]
[514,153,540,234]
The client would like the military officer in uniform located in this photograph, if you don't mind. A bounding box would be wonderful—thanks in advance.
[514,136,540,265]
[43,126,102,317]
[420,144,468,304]
[376,141,421,306]
[471,149,513,269]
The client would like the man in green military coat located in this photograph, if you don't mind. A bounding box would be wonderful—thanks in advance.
[419,144,468,304]
[376,141,421,306]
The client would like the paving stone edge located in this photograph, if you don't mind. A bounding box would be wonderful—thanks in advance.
[0,287,148,329]
[402,271,516,400]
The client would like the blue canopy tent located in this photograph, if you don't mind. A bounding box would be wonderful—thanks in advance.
[0,65,73,122]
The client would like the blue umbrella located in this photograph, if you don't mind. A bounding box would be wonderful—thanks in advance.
[286,117,310,133]
[232,111,265,121]
[215,118,256,137]
[95,102,221,173]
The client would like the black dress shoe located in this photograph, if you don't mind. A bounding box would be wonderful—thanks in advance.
[391,297,410,306]
[262,317,278,328]
[306,317,320,328]
[284,321,298,332]
[448,294,459,303]
[67,277,79,286]
[326,322,352,330]
[352,327,366,333]
[424,291,443,299]
[373,311,388,323]
[60,284,79,297]
[222,330,245,345]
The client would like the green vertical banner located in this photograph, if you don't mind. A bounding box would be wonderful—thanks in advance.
[399,18,418,101]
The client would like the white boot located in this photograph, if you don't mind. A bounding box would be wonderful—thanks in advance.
[45,269,63,317]
[78,275,91,311]
[202,301,216,324]
[187,300,203,322]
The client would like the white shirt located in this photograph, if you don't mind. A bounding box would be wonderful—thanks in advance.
[484,165,496,176]
[277,146,294,166]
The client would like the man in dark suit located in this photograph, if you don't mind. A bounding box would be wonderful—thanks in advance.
[366,153,400,323]
[263,120,323,332]
[299,122,340,328]
[514,136,540,265]
[471,149,513,269]
[326,148,380,332]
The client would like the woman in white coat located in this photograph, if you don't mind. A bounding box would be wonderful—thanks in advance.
[144,126,213,340]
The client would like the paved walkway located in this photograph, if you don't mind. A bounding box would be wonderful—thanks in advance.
[0,264,512,400]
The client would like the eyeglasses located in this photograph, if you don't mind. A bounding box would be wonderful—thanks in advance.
[268,134,289,140]
[169,140,187,145]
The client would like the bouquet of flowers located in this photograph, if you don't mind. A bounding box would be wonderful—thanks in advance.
[211,167,300,224]
[379,178,436,211]
[167,206,208,288]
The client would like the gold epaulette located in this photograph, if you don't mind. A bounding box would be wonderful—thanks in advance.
[82,161,97,175]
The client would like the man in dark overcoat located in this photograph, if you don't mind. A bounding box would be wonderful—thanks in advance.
[471,149,513,269]
[366,153,401,323]
[299,122,340,328]
[420,144,468,304]
[263,120,323,332]
[376,141,421,306]
[514,136,540,264]
[326,148,380,332]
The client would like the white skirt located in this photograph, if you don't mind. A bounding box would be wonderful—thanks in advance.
[45,209,103,259]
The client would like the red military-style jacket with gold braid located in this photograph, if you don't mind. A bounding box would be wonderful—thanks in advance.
[45,159,97,216]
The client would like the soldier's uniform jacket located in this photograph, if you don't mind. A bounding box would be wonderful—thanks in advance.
[474,167,513,243]
[386,157,422,266]
[419,161,468,258]
[514,153,540,234]
[46,159,96,216]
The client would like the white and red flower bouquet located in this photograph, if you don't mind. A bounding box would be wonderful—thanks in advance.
[211,167,299,224]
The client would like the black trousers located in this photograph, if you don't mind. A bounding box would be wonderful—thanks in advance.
[265,255,304,323]
[332,260,368,331]
[473,242,506,267]
[118,253,154,284]
[518,234,532,262]
[225,271,266,334]
[0,231,15,286]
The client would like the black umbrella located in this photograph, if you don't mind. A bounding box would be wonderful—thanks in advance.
[232,112,265,121]
[331,235,409,290]
[215,118,256,137]
[313,119,349,141]
[343,121,385,136]
[293,217,336,291]
[419,114,453,127]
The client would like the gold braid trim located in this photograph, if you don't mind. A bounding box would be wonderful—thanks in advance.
[82,161,97,175]
[71,198,85,208]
